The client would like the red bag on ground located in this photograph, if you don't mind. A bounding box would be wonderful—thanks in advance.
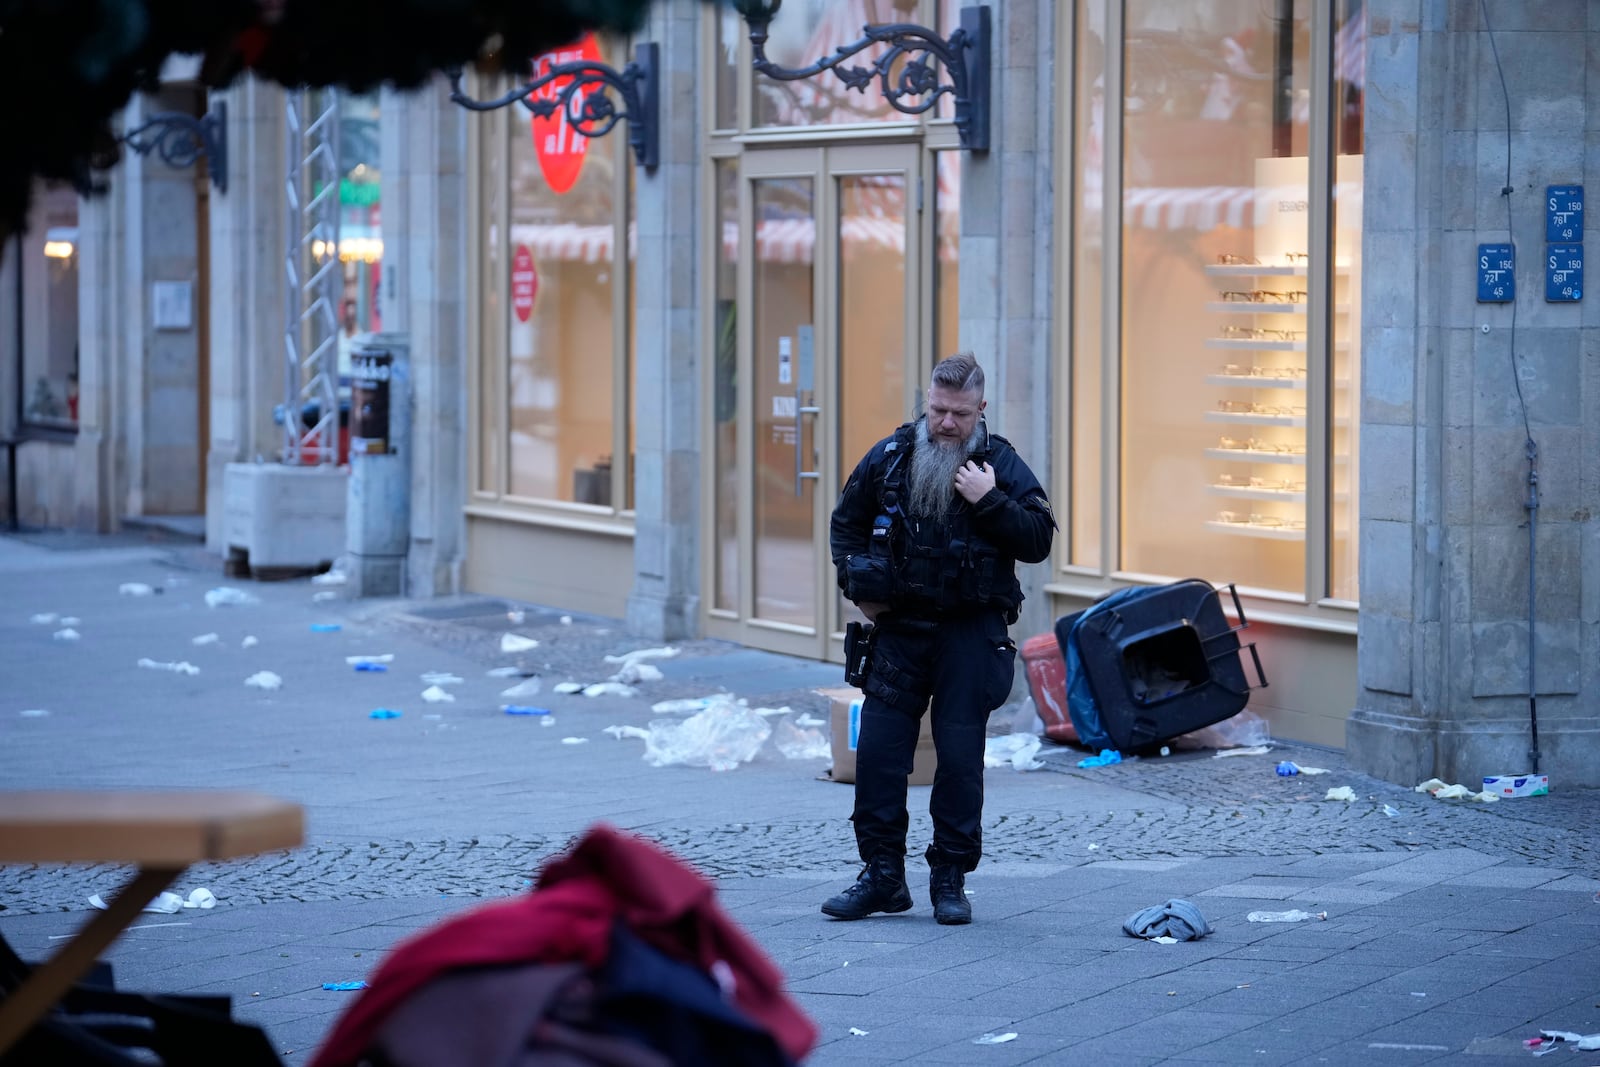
[1022,632,1077,744]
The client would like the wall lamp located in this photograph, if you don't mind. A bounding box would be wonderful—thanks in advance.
[122,102,228,193]
[734,0,990,151]
[448,43,659,170]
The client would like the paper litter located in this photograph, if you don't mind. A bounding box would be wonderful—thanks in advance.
[554,682,586,694]
[1247,909,1326,923]
[29,613,57,625]
[119,583,155,597]
[205,587,260,608]
[1324,786,1357,802]
[487,666,523,678]
[974,1033,1018,1045]
[311,570,348,586]
[1537,1030,1600,1052]
[582,682,638,698]
[610,661,664,685]
[421,672,465,687]
[501,677,543,698]
[1414,778,1499,802]
[500,633,539,654]
[346,654,395,666]
[561,737,589,745]
[1214,745,1273,758]
[244,671,283,690]
[90,887,215,914]
[604,725,650,741]
[651,696,720,714]
[241,636,259,649]
[421,686,456,704]
[507,609,526,624]
[848,1028,869,1037]
[604,646,679,668]
[560,615,573,625]
[52,628,80,642]
[191,633,221,646]
[138,658,201,676]
[1277,761,1331,776]
[984,733,1045,771]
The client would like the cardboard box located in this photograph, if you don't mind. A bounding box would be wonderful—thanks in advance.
[817,686,937,786]
[1482,773,1549,798]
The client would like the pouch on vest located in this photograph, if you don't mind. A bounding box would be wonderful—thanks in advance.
[844,621,875,687]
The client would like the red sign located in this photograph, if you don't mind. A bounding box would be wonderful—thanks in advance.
[530,33,603,195]
[512,244,537,323]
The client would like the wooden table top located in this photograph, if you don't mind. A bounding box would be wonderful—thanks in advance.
[0,791,304,866]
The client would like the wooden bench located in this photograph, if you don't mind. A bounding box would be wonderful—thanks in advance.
[0,790,304,1055]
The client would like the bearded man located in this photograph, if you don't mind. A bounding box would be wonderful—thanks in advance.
[824,352,1056,925]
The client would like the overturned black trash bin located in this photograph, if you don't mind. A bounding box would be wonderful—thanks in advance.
[1055,579,1267,754]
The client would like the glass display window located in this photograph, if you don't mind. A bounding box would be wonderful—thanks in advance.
[1067,0,1361,607]
[8,187,81,432]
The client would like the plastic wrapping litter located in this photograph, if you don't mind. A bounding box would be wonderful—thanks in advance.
[1324,786,1356,802]
[620,699,773,771]
[582,682,638,698]
[501,677,543,698]
[1247,909,1326,923]
[205,587,260,608]
[139,658,200,676]
[421,686,455,704]
[53,628,80,642]
[650,696,721,714]
[244,671,282,690]
[29,613,57,625]
[603,646,679,669]
[192,633,221,646]
[500,633,539,654]
[119,583,155,597]
[1173,709,1271,750]
[774,719,830,760]
[610,661,664,685]
[984,733,1045,771]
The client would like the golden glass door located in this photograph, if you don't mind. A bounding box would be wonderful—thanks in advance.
[710,144,923,660]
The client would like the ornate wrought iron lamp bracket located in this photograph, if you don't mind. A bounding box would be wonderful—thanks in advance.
[739,2,990,151]
[448,43,659,170]
[123,102,228,193]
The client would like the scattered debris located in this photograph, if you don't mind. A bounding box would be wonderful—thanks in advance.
[795,713,826,728]
[848,1028,869,1037]
[487,666,522,678]
[1276,761,1330,776]
[1175,709,1271,750]
[554,682,586,695]
[1077,749,1122,769]
[503,706,551,717]
[611,661,664,685]
[312,591,339,603]
[369,709,402,720]
[119,583,155,597]
[501,677,543,699]
[29,613,57,625]
[984,733,1045,771]
[138,658,201,676]
[507,609,526,624]
[205,587,260,608]
[559,615,572,625]
[19,709,50,718]
[1215,745,1273,758]
[241,636,259,649]
[353,662,388,673]
[612,700,771,771]
[1123,899,1213,941]
[1246,910,1327,923]
[973,1033,1018,1045]
[311,571,348,586]
[322,982,367,992]
[1276,761,1299,776]
[1382,804,1402,818]
[1482,773,1548,798]
[1159,746,1170,757]
[1324,786,1357,802]
[1535,1030,1600,1052]
[582,682,638,698]
[90,888,214,913]
[561,737,589,745]
[1414,779,1499,803]
[651,696,720,714]
[52,628,80,642]
[244,671,283,691]
[500,633,539,654]
[346,655,394,666]
[1087,844,1099,851]
[192,633,221,646]
[1152,936,1178,945]
[421,672,465,687]
[774,719,830,760]
[421,686,455,704]
[604,725,650,741]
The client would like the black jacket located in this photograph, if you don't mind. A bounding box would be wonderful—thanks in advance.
[830,419,1055,618]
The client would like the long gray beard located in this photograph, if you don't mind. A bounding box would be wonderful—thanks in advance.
[907,419,980,521]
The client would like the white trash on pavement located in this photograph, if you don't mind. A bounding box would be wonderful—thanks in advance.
[346,654,394,666]
[610,661,664,685]
[650,696,720,714]
[192,633,221,646]
[614,699,772,771]
[205,587,260,608]
[29,613,57,625]
[1414,778,1499,803]
[604,646,678,669]
[245,671,283,690]
[312,591,339,603]
[19,709,50,718]
[421,672,466,687]
[1324,786,1357,802]
[119,583,155,597]
[501,677,543,699]
[554,682,585,694]
[311,570,348,586]
[973,1033,1018,1045]
[90,887,216,914]
[984,733,1046,771]
[241,635,259,649]
[1247,909,1327,923]
[500,633,539,654]
[53,628,81,642]
[139,658,200,676]
[773,719,830,760]
[582,682,638,698]
[561,737,589,745]
[421,686,456,704]
[1214,745,1273,758]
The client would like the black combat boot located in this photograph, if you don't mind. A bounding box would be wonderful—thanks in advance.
[821,854,913,919]
[929,865,971,925]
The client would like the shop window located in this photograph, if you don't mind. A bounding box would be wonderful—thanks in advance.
[1068,0,1361,605]
[11,187,81,432]
[751,0,930,131]
[482,34,636,513]
[712,159,739,612]
[335,94,382,384]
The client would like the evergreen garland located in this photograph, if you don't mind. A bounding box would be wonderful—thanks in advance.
[0,0,659,239]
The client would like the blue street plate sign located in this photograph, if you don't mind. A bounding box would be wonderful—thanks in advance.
[1477,243,1514,303]
[1546,243,1583,302]
[1546,185,1583,242]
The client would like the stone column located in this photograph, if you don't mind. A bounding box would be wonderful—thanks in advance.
[74,162,125,532]
[380,80,469,597]
[205,77,288,551]
[963,0,1057,641]
[626,3,702,640]
[1346,0,1599,787]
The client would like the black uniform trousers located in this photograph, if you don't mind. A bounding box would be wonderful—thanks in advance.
[852,609,1018,873]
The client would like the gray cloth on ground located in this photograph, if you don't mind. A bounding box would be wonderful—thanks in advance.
[1122,898,1213,941]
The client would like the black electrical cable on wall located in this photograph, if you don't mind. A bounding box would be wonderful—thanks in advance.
[1478,0,1541,774]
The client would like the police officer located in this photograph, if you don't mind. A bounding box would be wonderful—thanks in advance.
[823,353,1055,925]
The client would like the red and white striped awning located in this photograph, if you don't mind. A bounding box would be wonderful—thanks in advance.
[1085,181,1364,232]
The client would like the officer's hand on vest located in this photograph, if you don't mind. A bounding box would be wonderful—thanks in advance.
[954,460,996,505]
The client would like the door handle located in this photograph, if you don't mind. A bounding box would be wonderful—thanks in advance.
[794,401,821,496]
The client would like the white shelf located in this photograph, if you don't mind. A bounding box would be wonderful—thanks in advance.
[1206,338,1308,352]
[1207,484,1306,502]
[1206,520,1307,541]
[1206,373,1306,390]
[1205,264,1309,278]
[1205,411,1307,428]
[1205,302,1351,315]
[1204,447,1307,466]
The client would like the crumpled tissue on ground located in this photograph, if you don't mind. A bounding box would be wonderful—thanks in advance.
[773,718,830,760]
[1214,745,1273,758]
[984,733,1045,771]
[610,661,664,685]
[244,671,282,690]
[613,698,773,771]
[421,685,455,704]
[119,582,155,597]
[53,628,80,642]
[139,658,201,676]
[205,587,260,608]
[650,696,722,714]
[90,887,215,914]
[582,682,638,698]
[603,646,679,669]
[1123,899,1213,941]
[1324,786,1357,802]
[1414,778,1499,803]
[500,633,539,654]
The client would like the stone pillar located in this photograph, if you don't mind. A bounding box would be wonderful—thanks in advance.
[963,0,1057,641]
[75,166,124,532]
[1346,0,1599,786]
[626,3,701,640]
[379,79,469,598]
[205,77,288,551]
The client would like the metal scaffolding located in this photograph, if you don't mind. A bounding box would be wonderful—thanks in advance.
[283,88,342,465]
